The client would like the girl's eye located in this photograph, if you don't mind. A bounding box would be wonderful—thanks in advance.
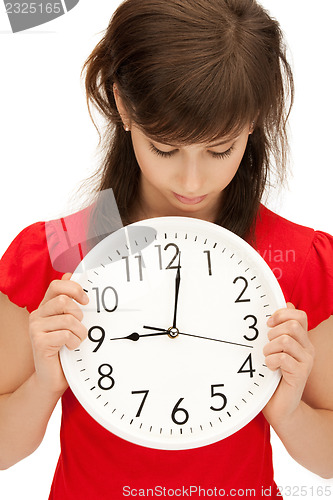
[209,145,235,160]
[149,143,235,159]
[149,143,176,158]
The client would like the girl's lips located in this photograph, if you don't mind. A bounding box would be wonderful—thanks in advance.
[173,192,207,205]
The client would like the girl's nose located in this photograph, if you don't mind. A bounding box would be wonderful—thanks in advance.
[179,158,204,195]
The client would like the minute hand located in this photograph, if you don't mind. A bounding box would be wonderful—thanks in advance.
[172,265,181,328]
[143,325,253,348]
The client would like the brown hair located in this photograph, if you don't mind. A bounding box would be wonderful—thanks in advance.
[82,0,294,240]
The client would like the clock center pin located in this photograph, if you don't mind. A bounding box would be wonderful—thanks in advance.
[167,327,179,339]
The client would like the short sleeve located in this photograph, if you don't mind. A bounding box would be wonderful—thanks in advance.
[0,222,62,313]
[290,231,333,330]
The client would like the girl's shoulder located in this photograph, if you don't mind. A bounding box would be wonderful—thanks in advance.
[255,204,332,268]
[255,204,333,329]
[255,203,333,256]
[0,205,93,312]
[256,204,317,247]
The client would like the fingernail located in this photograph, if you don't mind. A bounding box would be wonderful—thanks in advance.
[267,316,274,326]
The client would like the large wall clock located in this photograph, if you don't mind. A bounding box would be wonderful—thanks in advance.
[60,216,284,450]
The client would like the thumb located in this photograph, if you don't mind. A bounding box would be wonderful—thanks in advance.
[61,272,73,281]
[286,302,295,310]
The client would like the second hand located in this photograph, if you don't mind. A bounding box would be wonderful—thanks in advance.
[143,326,253,348]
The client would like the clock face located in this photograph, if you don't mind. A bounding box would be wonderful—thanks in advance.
[60,216,284,450]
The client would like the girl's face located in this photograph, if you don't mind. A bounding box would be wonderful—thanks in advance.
[130,124,252,222]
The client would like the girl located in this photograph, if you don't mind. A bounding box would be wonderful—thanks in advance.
[0,1,332,499]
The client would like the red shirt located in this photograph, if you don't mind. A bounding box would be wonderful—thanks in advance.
[1,205,332,499]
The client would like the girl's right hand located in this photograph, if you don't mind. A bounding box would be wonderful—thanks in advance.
[29,273,89,395]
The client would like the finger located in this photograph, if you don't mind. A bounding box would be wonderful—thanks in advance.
[263,334,308,363]
[30,314,88,343]
[40,278,89,307]
[44,314,88,341]
[267,320,311,349]
[267,305,308,331]
[37,330,84,351]
[265,351,299,373]
[38,294,85,321]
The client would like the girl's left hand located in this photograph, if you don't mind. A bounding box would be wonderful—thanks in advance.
[262,303,315,427]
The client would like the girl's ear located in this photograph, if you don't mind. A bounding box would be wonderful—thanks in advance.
[113,84,131,131]
[249,112,260,134]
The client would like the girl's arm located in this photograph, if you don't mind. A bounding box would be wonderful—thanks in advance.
[0,275,88,470]
[263,308,333,479]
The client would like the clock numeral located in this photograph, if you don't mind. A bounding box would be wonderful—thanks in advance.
[210,384,227,411]
[122,255,144,282]
[165,243,181,270]
[233,277,251,303]
[155,243,181,271]
[131,390,149,417]
[243,315,259,341]
[237,354,256,378]
[203,250,212,276]
[88,325,105,352]
[171,398,189,425]
[97,364,115,390]
[93,286,118,313]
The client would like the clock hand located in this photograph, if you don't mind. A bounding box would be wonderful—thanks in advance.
[110,331,170,342]
[178,331,253,348]
[143,325,253,348]
[172,256,181,329]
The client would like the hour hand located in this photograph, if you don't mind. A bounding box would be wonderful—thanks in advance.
[111,331,169,342]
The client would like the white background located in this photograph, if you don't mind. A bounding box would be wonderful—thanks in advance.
[0,1,332,498]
